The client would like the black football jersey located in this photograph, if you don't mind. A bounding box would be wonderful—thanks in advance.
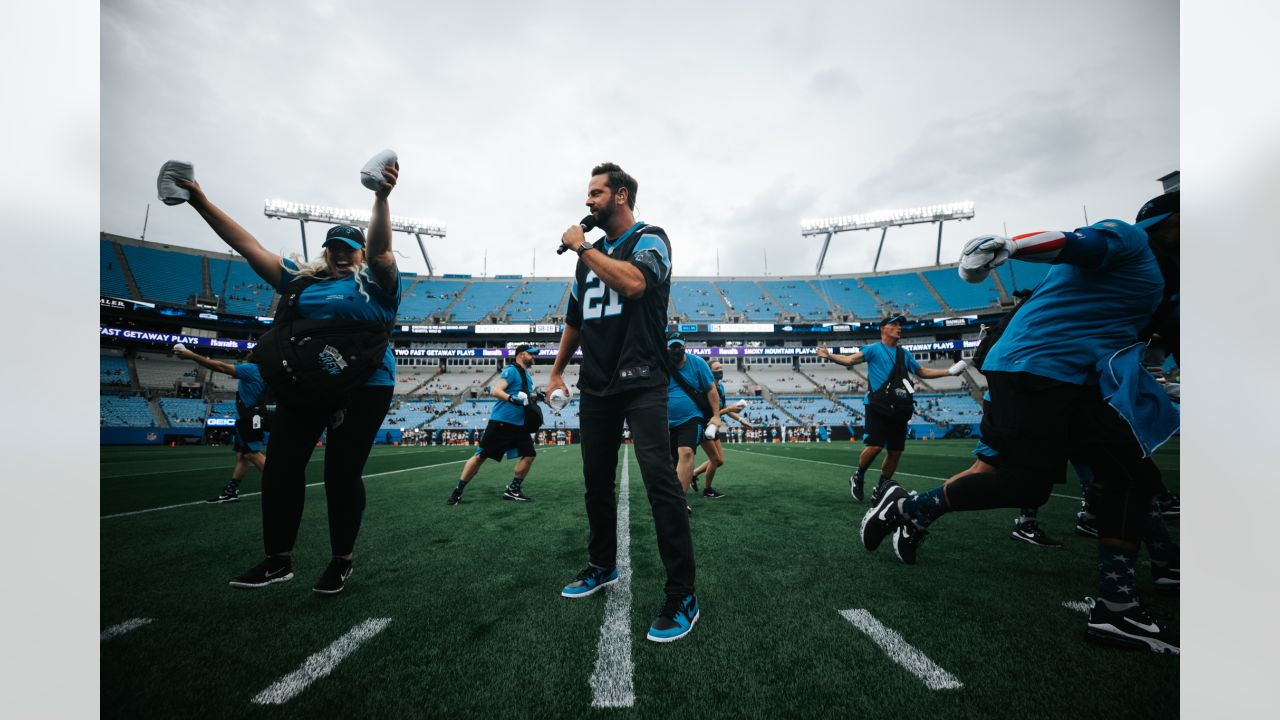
[566,222,672,396]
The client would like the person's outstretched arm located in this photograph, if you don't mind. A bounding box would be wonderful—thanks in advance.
[175,179,283,288]
[366,163,399,291]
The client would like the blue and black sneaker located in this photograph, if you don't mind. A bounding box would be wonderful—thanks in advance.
[647,593,700,643]
[561,564,619,598]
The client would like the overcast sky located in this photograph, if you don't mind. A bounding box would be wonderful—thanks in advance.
[101,0,1177,279]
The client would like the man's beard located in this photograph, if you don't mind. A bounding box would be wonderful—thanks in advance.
[594,200,616,229]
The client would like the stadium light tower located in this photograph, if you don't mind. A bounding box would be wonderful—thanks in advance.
[263,200,448,275]
[800,201,975,274]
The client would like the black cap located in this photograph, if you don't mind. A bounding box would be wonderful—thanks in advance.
[1135,191,1179,230]
[881,314,906,326]
[513,344,538,356]
[324,224,367,250]
[666,331,685,347]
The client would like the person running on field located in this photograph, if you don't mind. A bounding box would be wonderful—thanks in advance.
[447,345,542,505]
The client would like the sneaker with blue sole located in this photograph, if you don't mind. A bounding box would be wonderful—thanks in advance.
[647,593,700,643]
[561,564,619,598]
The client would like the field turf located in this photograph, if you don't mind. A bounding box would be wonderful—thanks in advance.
[101,439,1179,718]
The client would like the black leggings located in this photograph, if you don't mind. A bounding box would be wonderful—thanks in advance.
[945,371,1158,545]
[260,385,393,557]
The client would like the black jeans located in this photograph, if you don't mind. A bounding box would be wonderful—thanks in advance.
[579,385,695,597]
[947,371,1157,544]
[260,385,393,557]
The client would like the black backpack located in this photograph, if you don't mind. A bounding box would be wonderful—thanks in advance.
[249,273,392,410]
[512,363,544,433]
[866,346,915,423]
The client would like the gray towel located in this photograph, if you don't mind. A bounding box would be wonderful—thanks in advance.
[157,160,195,205]
[360,149,398,191]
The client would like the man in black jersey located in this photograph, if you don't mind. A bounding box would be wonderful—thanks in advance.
[548,162,699,643]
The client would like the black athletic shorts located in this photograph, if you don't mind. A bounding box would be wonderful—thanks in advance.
[863,405,909,452]
[476,419,536,462]
[669,418,703,464]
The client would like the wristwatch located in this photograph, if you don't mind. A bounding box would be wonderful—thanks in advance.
[576,241,595,257]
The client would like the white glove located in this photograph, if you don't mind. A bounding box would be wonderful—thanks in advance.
[173,343,187,354]
[948,360,967,376]
[703,424,719,440]
[509,391,528,406]
[958,234,1014,283]
[361,149,398,191]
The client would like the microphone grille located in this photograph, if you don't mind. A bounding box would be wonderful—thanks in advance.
[579,214,597,231]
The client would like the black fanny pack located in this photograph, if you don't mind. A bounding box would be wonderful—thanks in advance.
[513,363,543,433]
[251,275,391,410]
[867,346,915,423]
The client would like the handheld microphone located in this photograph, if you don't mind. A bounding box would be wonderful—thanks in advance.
[557,215,598,255]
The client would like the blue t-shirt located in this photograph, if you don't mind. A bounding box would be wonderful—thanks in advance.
[490,364,536,426]
[860,342,921,401]
[981,220,1162,385]
[275,259,403,387]
[234,362,267,409]
[668,353,715,427]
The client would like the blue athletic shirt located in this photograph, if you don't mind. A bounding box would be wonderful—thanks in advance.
[981,220,1162,385]
[668,353,715,428]
[490,364,536,426]
[275,259,403,386]
[234,362,267,408]
[860,342,922,402]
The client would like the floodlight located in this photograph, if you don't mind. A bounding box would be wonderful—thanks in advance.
[264,199,447,275]
[799,201,975,273]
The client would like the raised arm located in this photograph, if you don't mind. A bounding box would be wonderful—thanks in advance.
[173,344,238,377]
[815,344,864,367]
[366,163,399,291]
[959,227,1112,283]
[175,179,282,288]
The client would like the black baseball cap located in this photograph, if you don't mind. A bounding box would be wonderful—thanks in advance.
[666,331,685,347]
[1135,191,1179,230]
[513,344,539,356]
[324,224,367,250]
[881,314,906,326]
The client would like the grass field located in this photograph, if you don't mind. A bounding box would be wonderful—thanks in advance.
[101,439,1179,718]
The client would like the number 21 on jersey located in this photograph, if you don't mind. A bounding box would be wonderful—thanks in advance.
[580,270,623,320]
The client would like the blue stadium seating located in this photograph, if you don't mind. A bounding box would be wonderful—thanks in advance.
[450,281,520,322]
[101,355,130,386]
[775,396,861,425]
[505,281,568,321]
[398,279,468,321]
[669,280,728,321]
[101,240,132,298]
[920,267,1002,312]
[717,281,778,321]
[159,398,209,427]
[381,400,451,430]
[814,278,882,319]
[759,280,831,319]
[997,261,1052,294]
[120,244,203,306]
[207,256,276,317]
[101,395,155,427]
[860,273,942,316]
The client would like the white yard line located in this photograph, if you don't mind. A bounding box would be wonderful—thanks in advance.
[101,617,153,641]
[100,459,467,519]
[722,447,1084,501]
[839,609,963,690]
[1062,600,1092,614]
[251,618,392,705]
[101,464,239,480]
[589,445,635,709]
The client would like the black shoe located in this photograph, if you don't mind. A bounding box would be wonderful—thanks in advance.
[1155,494,1180,519]
[850,473,865,501]
[868,482,889,506]
[1011,521,1064,548]
[860,483,908,552]
[447,489,463,506]
[1075,513,1099,538]
[1085,598,1179,654]
[702,488,726,499]
[892,523,928,565]
[229,556,293,589]
[1152,563,1180,592]
[503,487,532,502]
[207,484,240,504]
[313,558,353,595]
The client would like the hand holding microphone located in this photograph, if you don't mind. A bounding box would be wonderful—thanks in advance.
[557,215,598,255]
